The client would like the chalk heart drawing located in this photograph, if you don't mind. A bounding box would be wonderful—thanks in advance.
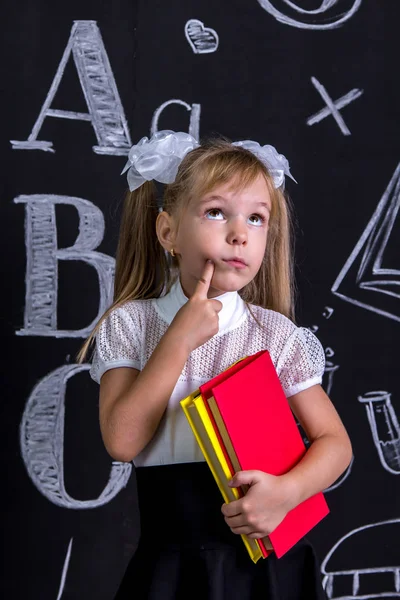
[321,519,400,599]
[332,162,400,322]
[185,19,219,54]
[358,390,400,475]
[257,0,363,30]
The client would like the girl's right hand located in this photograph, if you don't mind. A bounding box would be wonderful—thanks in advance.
[168,261,223,353]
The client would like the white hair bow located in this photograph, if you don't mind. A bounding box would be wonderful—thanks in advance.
[122,130,295,191]
[232,140,297,189]
[121,130,199,191]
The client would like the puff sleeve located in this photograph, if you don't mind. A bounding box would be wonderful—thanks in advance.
[276,327,326,398]
[90,305,142,384]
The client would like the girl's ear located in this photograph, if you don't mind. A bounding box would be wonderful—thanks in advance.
[156,211,176,253]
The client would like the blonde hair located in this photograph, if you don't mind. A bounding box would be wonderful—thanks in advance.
[77,138,295,362]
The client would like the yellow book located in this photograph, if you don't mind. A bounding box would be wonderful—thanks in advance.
[180,390,264,564]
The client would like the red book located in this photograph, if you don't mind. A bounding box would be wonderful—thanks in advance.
[199,350,330,559]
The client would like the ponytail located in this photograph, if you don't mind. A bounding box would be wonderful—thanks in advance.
[114,181,169,303]
[77,181,170,363]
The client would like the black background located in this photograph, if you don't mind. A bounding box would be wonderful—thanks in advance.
[2,1,399,598]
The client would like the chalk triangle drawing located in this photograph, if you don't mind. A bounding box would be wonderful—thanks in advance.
[10,21,131,155]
[332,162,400,322]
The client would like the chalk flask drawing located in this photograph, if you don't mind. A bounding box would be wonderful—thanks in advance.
[358,390,400,475]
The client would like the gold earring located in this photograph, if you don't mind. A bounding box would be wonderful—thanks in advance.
[170,248,175,257]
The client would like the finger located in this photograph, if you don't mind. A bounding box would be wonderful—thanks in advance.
[221,501,242,517]
[193,260,214,298]
[211,299,223,313]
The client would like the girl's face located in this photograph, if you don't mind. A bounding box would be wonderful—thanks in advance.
[174,173,271,298]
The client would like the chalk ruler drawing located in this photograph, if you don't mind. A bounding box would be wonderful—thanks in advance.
[10,21,131,155]
[185,19,219,54]
[307,77,363,136]
[151,99,201,141]
[332,162,400,322]
[56,537,73,600]
[14,195,115,338]
[20,363,132,508]
[358,390,400,475]
[257,0,363,30]
[321,519,400,599]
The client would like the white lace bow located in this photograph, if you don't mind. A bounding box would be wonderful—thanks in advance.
[122,130,295,191]
[121,130,199,191]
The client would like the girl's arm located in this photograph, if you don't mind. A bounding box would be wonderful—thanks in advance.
[99,334,189,462]
[283,384,352,507]
[98,261,222,462]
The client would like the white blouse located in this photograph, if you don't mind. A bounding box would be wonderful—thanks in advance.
[90,279,325,467]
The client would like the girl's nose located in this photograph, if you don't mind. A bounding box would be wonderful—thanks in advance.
[227,219,248,245]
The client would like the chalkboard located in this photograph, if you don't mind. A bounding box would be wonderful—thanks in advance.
[3,1,399,598]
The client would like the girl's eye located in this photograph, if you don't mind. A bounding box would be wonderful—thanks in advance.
[205,208,224,220]
[248,214,265,226]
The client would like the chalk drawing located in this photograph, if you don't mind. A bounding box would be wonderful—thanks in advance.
[322,357,353,492]
[185,19,219,54]
[151,99,201,141]
[326,455,354,493]
[20,363,132,508]
[297,347,353,492]
[56,537,73,600]
[257,0,363,30]
[307,77,363,136]
[14,195,115,338]
[358,390,400,475]
[332,162,400,322]
[321,519,400,599]
[296,352,352,492]
[324,358,339,396]
[10,21,131,155]
[323,306,335,319]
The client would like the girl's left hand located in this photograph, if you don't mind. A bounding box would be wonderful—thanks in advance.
[221,470,293,539]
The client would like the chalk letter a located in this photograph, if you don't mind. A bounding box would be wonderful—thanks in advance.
[10,21,131,155]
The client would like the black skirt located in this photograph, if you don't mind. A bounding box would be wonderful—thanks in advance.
[115,462,327,600]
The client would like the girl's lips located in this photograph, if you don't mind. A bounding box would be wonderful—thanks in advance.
[223,259,247,269]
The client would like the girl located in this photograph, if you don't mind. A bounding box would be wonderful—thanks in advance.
[79,130,352,600]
